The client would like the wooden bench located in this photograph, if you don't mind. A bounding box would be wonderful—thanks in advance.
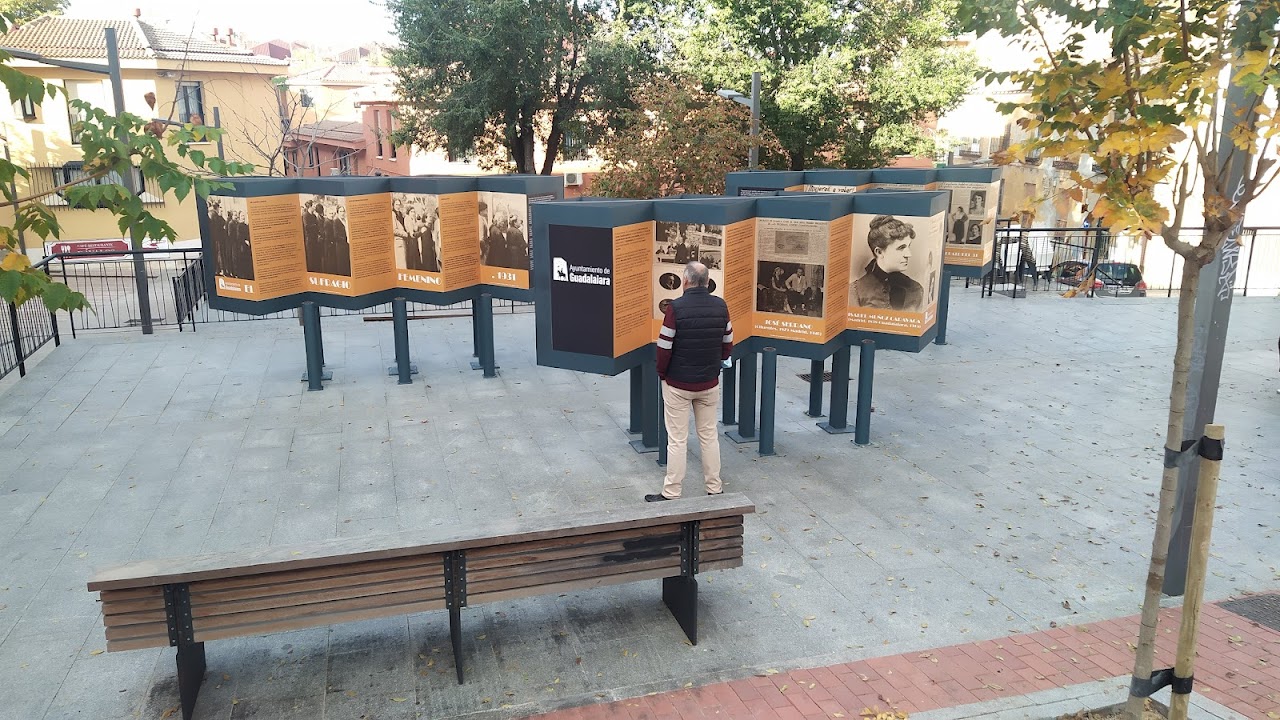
[87,493,753,720]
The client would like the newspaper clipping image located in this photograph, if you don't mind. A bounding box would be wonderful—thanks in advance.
[653,221,725,320]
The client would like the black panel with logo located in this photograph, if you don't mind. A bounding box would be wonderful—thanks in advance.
[548,224,614,356]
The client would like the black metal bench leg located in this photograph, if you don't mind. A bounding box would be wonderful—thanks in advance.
[176,642,206,720]
[449,606,464,684]
[662,575,698,646]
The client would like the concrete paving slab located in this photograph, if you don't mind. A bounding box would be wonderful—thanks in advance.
[0,289,1276,719]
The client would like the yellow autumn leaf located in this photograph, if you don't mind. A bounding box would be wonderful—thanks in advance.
[89,649,104,656]
[392,697,409,702]
[1093,66,1130,101]
[1,252,31,271]
[1234,49,1273,80]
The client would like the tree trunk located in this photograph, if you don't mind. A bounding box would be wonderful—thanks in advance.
[520,111,536,175]
[789,146,805,171]
[1122,256,1204,720]
[541,120,563,176]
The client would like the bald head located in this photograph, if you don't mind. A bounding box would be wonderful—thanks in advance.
[683,261,709,288]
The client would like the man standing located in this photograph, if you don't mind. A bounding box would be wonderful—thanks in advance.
[646,261,733,502]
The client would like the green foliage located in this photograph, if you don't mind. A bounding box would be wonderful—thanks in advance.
[592,76,781,198]
[671,0,977,170]
[0,0,67,23]
[960,0,1280,252]
[387,0,653,175]
[0,13,254,312]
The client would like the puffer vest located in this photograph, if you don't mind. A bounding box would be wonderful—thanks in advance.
[667,287,728,385]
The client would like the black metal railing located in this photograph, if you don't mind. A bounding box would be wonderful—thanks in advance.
[40,247,533,336]
[25,165,164,208]
[1,294,60,381]
[987,226,1280,298]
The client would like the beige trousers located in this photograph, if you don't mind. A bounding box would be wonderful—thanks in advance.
[661,381,723,498]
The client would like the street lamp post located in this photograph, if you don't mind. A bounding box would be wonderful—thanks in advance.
[717,71,761,169]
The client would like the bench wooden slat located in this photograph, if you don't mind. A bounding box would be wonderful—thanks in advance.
[466,538,681,585]
[468,565,679,606]
[87,494,755,591]
[102,594,167,617]
[100,586,163,603]
[189,554,445,594]
[467,555,682,599]
[103,608,167,628]
[190,575,445,620]
[699,525,743,542]
[190,561,443,606]
[700,537,743,552]
[192,588,445,636]
[192,597,447,644]
[105,621,171,642]
[699,516,742,530]
[106,634,171,652]
[467,524,681,563]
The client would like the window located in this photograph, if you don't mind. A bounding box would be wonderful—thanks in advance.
[299,89,313,108]
[560,130,588,161]
[372,110,383,157]
[337,149,352,175]
[176,81,204,124]
[16,95,37,121]
[64,80,105,145]
[46,162,162,206]
[387,110,397,160]
[307,145,319,174]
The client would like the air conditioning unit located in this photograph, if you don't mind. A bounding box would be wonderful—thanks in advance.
[563,172,583,187]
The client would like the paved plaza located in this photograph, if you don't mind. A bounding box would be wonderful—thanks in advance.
[0,287,1276,719]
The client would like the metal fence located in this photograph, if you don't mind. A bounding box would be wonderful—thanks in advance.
[1,296,60,381]
[40,248,533,337]
[987,226,1280,297]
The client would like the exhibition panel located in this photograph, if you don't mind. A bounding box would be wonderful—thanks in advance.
[196,174,564,314]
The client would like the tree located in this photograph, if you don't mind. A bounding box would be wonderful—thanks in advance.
[959,2,1279,718]
[240,78,341,177]
[387,0,651,175]
[0,13,253,312]
[0,0,67,23]
[592,76,782,198]
[672,0,977,170]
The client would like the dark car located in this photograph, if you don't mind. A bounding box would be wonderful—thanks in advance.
[1052,261,1147,297]
[1093,262,1147,297]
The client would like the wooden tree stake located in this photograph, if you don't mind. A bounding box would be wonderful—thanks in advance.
[1168,423,1225,720]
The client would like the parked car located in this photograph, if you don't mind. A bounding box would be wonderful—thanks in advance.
[1053,261,1147,297]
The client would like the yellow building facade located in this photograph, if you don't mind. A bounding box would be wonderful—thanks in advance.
[0,16,287,254]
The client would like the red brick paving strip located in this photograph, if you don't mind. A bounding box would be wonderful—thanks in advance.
[526,598,1280,719]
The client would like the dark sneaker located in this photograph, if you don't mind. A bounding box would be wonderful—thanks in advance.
[645,493,673,502]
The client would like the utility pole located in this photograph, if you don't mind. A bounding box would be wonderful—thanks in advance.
[105,27,155,335]
[1162,4,1273,596]
[749,72,760,169]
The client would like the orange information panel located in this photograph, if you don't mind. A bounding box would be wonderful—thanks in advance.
[393,191,446,291]
[721,218,756,337]
[822,214,852,342]
[479,191,531,289]
[752,217,832,342]
[300,193,359,296]
[939,180,999,266]
[650,219,731,337]
[345,193,397,295]
[847,212,946,336]
[613,221,654,358]
[207,194,306,301]
[438,192,481,291]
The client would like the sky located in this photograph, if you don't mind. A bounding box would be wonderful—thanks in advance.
[65,0,397,48]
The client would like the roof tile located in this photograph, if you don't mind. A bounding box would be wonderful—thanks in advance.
[0,15,287,65]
